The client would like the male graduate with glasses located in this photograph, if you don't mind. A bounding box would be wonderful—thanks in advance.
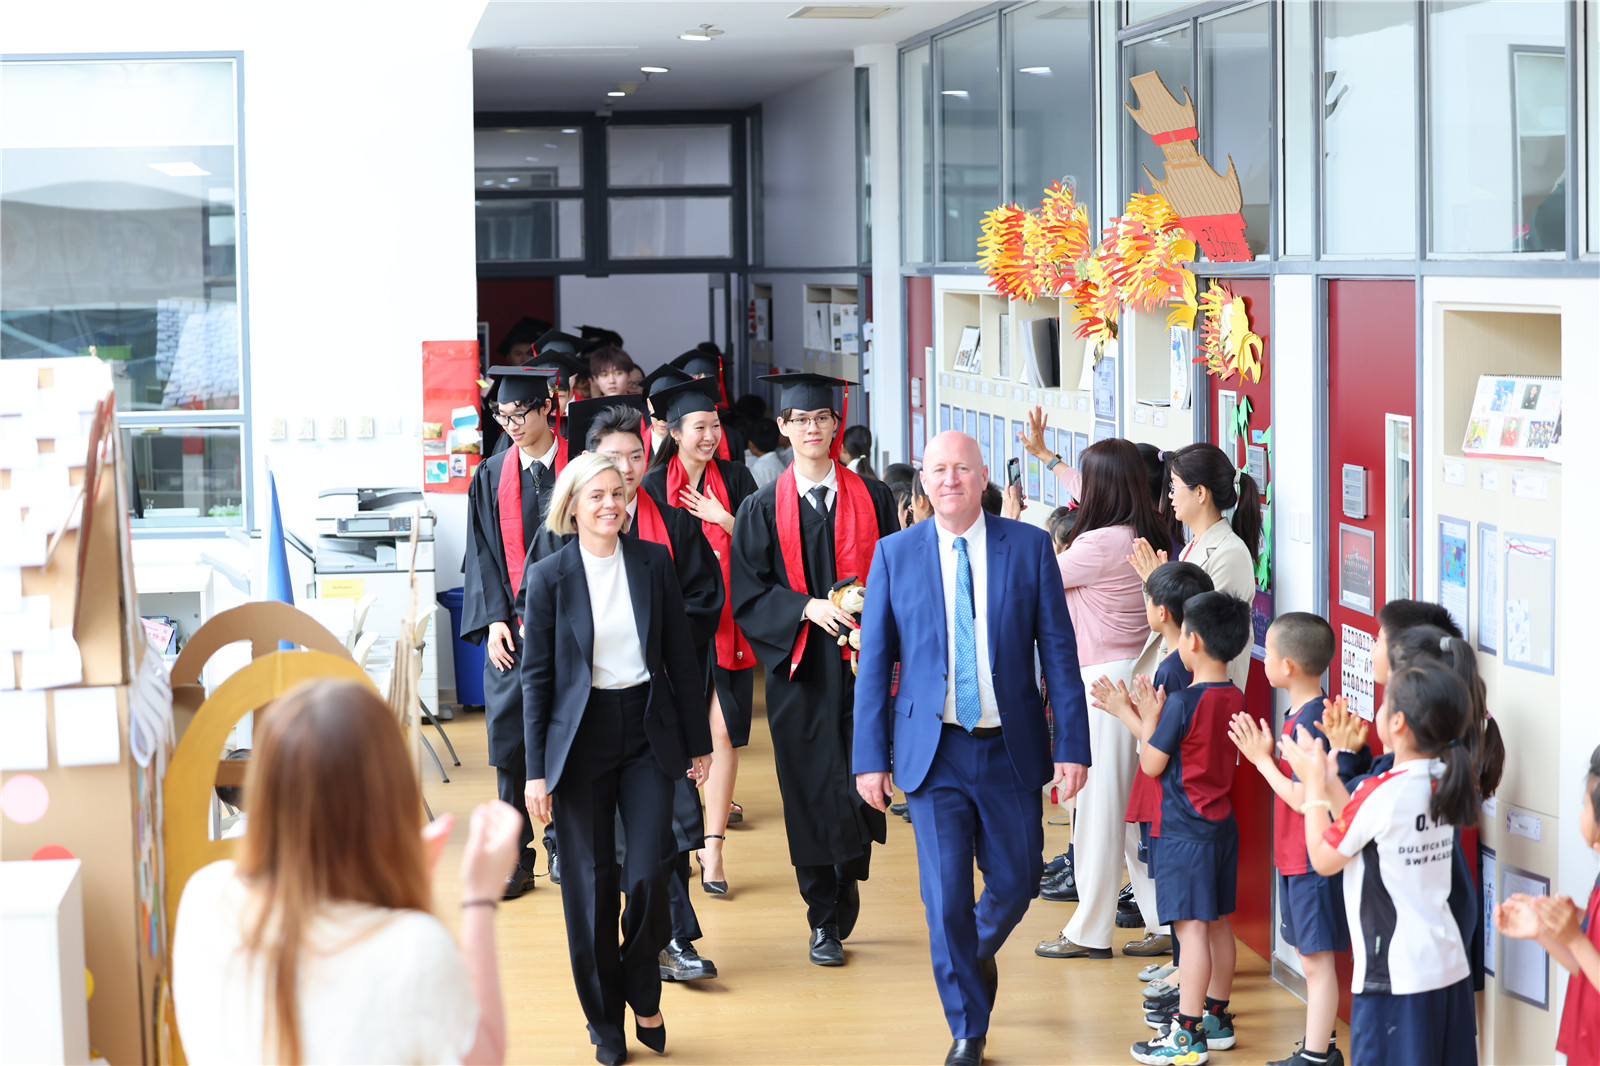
[461,364,565,898]
[729,374,899,967]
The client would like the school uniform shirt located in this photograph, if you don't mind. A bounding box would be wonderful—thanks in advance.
[1125,649,1192,832]
[1556,874,1600,1065]
[1147,680,1244,843]
[1274,696,1331,876]
[1324,758,1469,995]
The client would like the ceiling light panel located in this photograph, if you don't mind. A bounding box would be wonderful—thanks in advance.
[788,5,902,17]
[514,45,638,58]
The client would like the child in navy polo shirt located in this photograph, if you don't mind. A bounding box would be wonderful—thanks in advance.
[1111,591,1251,1065]
[1229,613,1348,1066]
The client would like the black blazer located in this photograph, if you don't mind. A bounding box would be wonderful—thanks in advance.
[520,535,713,790]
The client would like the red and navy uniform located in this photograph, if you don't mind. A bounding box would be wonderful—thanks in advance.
[1274,696,1349,955]
[1146,680,1245,923]
[1556,874,1600,1065]
[1125,650,1191,869]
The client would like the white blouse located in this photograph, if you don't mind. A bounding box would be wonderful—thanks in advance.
[580,542,651,689]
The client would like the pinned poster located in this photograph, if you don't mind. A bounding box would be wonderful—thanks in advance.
[0,691,49,770]
[1477,523,1500,655]
[1503,533,1555,674]
[1340,624,1376,720]
[1438,516,1470,639]
[421,340,484,493]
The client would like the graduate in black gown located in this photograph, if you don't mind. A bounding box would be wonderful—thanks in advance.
[729,373,899,966]
[461,364,566,898]
[643,376,759,894]
[519,395,727,982]
[670,346,746,464]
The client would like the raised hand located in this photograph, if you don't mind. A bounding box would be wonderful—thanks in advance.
[1127,538,1169,582]
[1023,405,1051,459]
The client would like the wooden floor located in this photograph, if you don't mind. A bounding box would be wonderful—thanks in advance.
[425,682,1342,1065]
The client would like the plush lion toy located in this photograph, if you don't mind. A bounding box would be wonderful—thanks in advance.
[829,577,866,675]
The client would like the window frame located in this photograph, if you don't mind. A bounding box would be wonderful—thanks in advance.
[0,50,253,535]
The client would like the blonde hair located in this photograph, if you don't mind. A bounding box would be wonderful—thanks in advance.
[234,680,428,1065]
[544,451,622,535]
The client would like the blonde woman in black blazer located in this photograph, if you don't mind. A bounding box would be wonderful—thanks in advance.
[520,452,713,1065]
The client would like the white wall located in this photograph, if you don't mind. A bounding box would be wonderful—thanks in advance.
[760,65,858,269]
[7,0,484,683]
[557,273,716,371]
[857,43,905,473]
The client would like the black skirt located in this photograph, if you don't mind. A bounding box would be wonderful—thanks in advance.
[712,664,755,748]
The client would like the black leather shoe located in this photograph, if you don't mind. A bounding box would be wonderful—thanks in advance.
[889,801,909,818]
[546,838,561,886]
[502,864,536,900]
[977,955,998,1010]
[1034,935,1112,959]
[658,937,718,981]
[1039,867,1078,902]
[1041,847,1073,881]
[594,1044,627,1066]
[1115,882,1142,927]
[809,924,845,966]
[945,1037,985,1066]
[836,879,861,941]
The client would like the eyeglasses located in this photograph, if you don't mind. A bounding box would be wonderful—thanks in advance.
[783,414,836,429]
[493,408,534,427]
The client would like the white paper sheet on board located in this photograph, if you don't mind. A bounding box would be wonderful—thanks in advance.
[53,686,121,766]
[0,690,49,770]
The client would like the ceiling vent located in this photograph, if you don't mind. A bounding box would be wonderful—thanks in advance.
[788,6,902,19]
[514,45,639,59]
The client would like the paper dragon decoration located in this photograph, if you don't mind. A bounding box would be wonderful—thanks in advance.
[1196,281,1263,383]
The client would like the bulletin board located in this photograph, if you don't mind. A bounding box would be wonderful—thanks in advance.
[421,340,484,494]
[1502,532,1555,674]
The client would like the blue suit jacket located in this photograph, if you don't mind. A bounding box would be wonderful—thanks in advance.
[853,513,1091,794]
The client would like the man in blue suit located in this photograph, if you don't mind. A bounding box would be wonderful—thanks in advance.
[855,431,1090,1066]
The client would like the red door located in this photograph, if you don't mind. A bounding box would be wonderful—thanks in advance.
[1326,278,1417,1015]
[1201,277,1274,959]
[476,277,558,368]
[906,276,933,465]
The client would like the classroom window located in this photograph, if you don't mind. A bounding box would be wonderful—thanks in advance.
[122,424,245,528]
[474,127,582,189]
[607,125,732,187]
[1321,1,1417,255]
[901,44,933,262]
[1122,26,1193,201]
[937,18,1001,262]
[608,197,733,258]
[1126,1,1197,27]
[1199,3,1271,257]
[0,58,243,413]
[1006,2,1095,213]
[1282,0,1314,255]
[475,198,584,261]
[1428,0,1568,253]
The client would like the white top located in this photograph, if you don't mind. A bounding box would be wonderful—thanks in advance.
[1179,518,1256,692]
[519,436,559,471]
[935,512,1000,729]
[580,543,651,689]
[792,462,838,512]
[1326,759,1469,995]
[172,860,476,1066]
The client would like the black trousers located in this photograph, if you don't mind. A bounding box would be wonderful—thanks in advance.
[495,763,537,869]
[796,850,872,930]
[667,851,702,942]
[553,685,675,1049]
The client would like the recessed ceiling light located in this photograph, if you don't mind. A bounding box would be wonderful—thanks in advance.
[148,161,210,177]
[560,128,578,134]
[679,24,722,41]
[940,90,969,97]
[607,90,627,97]
[1019,66,1052,75]
[482,179,494,186]
[640,65,670,74]
[506,177,520,183]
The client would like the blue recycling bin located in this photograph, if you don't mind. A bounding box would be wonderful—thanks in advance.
[437,588,484,707]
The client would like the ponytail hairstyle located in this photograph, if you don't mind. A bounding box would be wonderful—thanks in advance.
[1168,443,1262,565]
[1136,442,1183,548]
[1387,624,1504,799]
[1384,663,1479,827]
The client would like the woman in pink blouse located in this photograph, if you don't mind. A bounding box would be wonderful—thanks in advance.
[1035,439,1172,962]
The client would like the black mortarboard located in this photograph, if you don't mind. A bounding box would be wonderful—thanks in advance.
[487,365,557,405]
[641,365,691,399]
[533,329,584,359]
[759,372,852,414]
[671,349,720,379]
[498,316,552,356]
[564,394,649,453]
[647,376,721,423]
[580,324,625,347]
[527,349,588,387]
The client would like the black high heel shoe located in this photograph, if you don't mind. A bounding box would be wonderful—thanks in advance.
[696,834,728,895]
[635,1019,666,1055]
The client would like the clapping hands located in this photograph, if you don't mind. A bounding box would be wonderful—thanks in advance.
[1321,696,1366,752]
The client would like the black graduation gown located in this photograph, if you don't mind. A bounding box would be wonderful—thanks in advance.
[520,485,724,853]
[730,473,899,867]
[642,455,760,741]
[462,447,553,770]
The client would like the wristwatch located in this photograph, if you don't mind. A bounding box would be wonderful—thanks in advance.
[1045,454,1063,471]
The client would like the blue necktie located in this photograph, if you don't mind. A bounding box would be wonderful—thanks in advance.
[953,536,982,732]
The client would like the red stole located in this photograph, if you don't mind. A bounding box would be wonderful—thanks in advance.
[552,435,569,474]
[496,448,529,617]
[632,489,672,556]
[716,419,730,460]
[668,455,751,671]
[774,461,878,678]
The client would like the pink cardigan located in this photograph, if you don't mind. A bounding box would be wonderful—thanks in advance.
[1056,523,1151,667]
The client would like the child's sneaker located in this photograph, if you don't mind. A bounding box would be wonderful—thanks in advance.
[1199,1009,1236,1051]
[1138,962,1176,982]
[1143,978,1180,1002]
[1266,1043,1344,1066]
[1131,1023,1208,1065]
[1143,985,1180,1013]
[1143,1005,1177,1030]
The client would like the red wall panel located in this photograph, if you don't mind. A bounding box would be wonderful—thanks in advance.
[477,277,558,369]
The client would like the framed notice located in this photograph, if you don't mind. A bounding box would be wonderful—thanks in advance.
[1503,532,1556,674]
[910,411,925,463]
[1438,515,1470,639]
[978,413,992,471]
[1498,864,1551,1009]
[1477,523,1500,655]
[1340,623,1376,720]
[939,404,951,434]
[953,326,982,374]
[1338,524,1376,614]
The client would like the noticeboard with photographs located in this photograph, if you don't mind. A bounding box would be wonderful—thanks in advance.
[1461,375,1561,461]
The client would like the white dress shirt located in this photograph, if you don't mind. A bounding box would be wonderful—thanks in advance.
[792,462,838,512]
[935,513,1001,729]
[579,543,651,689]
[520,437,559,471]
